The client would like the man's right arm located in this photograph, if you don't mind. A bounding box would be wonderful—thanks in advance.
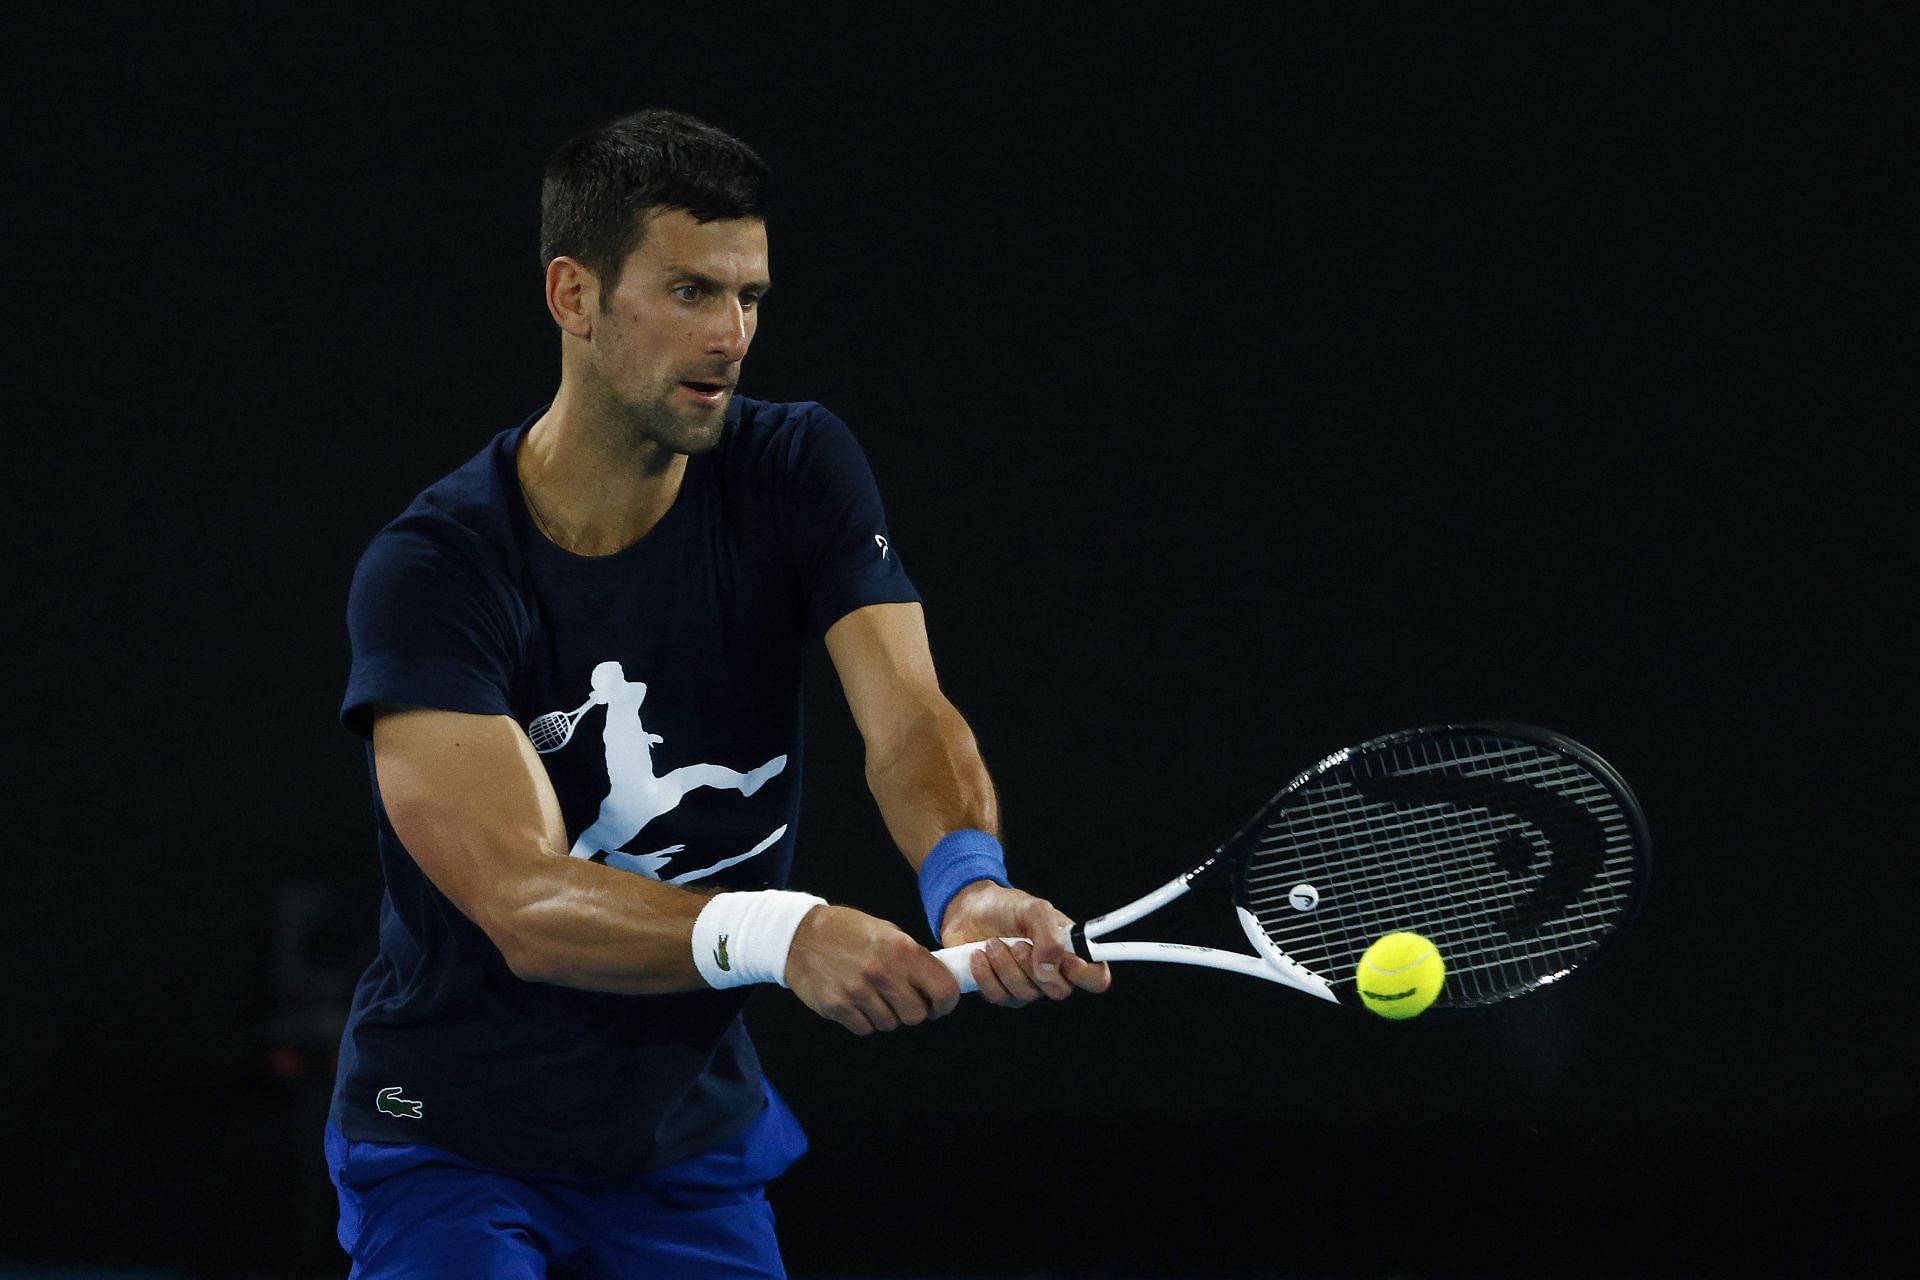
[372,706,961,1031]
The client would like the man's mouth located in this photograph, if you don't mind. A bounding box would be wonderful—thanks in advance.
[680,379,731,403]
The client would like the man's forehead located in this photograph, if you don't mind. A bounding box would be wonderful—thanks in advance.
[634,209,768,272]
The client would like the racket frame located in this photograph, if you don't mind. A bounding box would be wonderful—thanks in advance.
[1223,720,1650,1009]
[933,722,1647,1009]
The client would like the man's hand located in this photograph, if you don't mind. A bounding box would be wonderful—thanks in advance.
[785,904,963,1035]
[940,882,1113,1007]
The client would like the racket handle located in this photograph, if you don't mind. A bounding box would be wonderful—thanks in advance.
[931,937,1031,994]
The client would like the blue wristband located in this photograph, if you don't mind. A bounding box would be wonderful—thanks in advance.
[918,829,1010,940]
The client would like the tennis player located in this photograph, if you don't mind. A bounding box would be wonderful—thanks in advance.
[325,108,1110,1277]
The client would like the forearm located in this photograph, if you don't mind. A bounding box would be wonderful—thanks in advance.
[863,695,1000,866]
[489,854,714,995]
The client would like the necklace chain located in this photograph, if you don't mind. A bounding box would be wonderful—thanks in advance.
[520,480,564,545]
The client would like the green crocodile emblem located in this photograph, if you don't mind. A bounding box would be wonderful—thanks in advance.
[715,932,732,972]
[376,1086,423,1119]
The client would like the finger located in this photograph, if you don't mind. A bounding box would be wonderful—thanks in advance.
[1012,910,1077,1001]
[983,938,1044,1006]
[1015,905,1080,999]
[1020,901,1072,972]
[913,956,963,1019]
[878,974,936,1028]
[1030,957,1075,1002]
[968,948,1021,1006]
[834,1004,877,1036]
[1062,956,1113,994]
[851,987,902,1033]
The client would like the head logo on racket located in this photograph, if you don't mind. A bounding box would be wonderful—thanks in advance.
[1343,770,1609,936]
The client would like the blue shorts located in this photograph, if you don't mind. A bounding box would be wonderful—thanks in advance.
[326,1082,807,1278]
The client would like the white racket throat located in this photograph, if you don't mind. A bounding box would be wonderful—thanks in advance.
[933,878,1338,1003]
[1233,906,1338,1002]
[1085,876,1334,1001]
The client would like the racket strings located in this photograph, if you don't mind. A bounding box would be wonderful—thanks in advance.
[1245,792,1633,922]
[1241,735,1641,1007]
[1262,804,1630,999]
[528,712,572,753]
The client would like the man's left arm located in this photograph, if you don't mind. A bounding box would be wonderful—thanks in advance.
[824,601,1111,1007]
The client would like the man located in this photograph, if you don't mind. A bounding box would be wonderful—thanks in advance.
[327,108,1109,1277]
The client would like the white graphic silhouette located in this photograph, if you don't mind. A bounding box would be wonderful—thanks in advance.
[874,534,891,559]
[549,661,788,882]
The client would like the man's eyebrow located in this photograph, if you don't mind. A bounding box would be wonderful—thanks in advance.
[661,265,772,295]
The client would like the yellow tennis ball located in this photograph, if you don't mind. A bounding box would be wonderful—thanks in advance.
[1355,932,1445,1019]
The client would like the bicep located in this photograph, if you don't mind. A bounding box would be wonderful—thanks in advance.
[372,707,568,945]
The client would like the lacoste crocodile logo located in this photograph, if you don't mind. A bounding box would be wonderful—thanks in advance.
[376,1086,423,1119]
[714,932,732,972]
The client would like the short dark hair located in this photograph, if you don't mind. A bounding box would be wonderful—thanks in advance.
[539,109,770,295]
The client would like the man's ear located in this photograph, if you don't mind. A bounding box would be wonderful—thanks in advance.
[545,256,596,338]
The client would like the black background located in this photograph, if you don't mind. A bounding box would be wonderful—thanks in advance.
[5,5,1906,1278]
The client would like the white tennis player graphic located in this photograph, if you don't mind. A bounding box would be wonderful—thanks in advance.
[542,660,788,882]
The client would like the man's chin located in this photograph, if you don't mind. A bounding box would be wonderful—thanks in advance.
[669,411,728,455]
[624,397,728,456]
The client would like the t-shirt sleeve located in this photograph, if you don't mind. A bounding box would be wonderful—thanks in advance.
[340,523,520,738]
[784,406,922,638]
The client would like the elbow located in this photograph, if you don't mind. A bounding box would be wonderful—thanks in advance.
[487,918,554,983]
[479,895,565,985]
[500,935,561,984]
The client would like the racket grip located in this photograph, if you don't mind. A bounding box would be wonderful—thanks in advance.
[932,937,1031,994]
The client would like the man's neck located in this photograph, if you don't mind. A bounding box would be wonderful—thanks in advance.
[517,382,688,557]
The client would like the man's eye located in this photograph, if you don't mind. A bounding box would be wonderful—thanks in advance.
[673,284,702,302]
[741,294,761,310]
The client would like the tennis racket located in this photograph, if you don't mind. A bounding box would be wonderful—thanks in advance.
[933,722,1648,1010]
[527,698,594,754]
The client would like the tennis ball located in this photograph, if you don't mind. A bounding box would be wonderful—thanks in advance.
[1355,932,1444,1019]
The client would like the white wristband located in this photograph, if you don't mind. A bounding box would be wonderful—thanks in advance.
[691,890,826,989]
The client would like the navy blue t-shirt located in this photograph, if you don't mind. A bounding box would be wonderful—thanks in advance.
[332,396,919,1177]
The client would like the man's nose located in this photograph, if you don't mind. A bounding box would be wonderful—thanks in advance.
[708,301,751,360]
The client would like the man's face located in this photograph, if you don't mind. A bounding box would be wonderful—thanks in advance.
[584,208,770,456]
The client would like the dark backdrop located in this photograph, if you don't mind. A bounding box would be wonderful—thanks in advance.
[6,5,1905,1278]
